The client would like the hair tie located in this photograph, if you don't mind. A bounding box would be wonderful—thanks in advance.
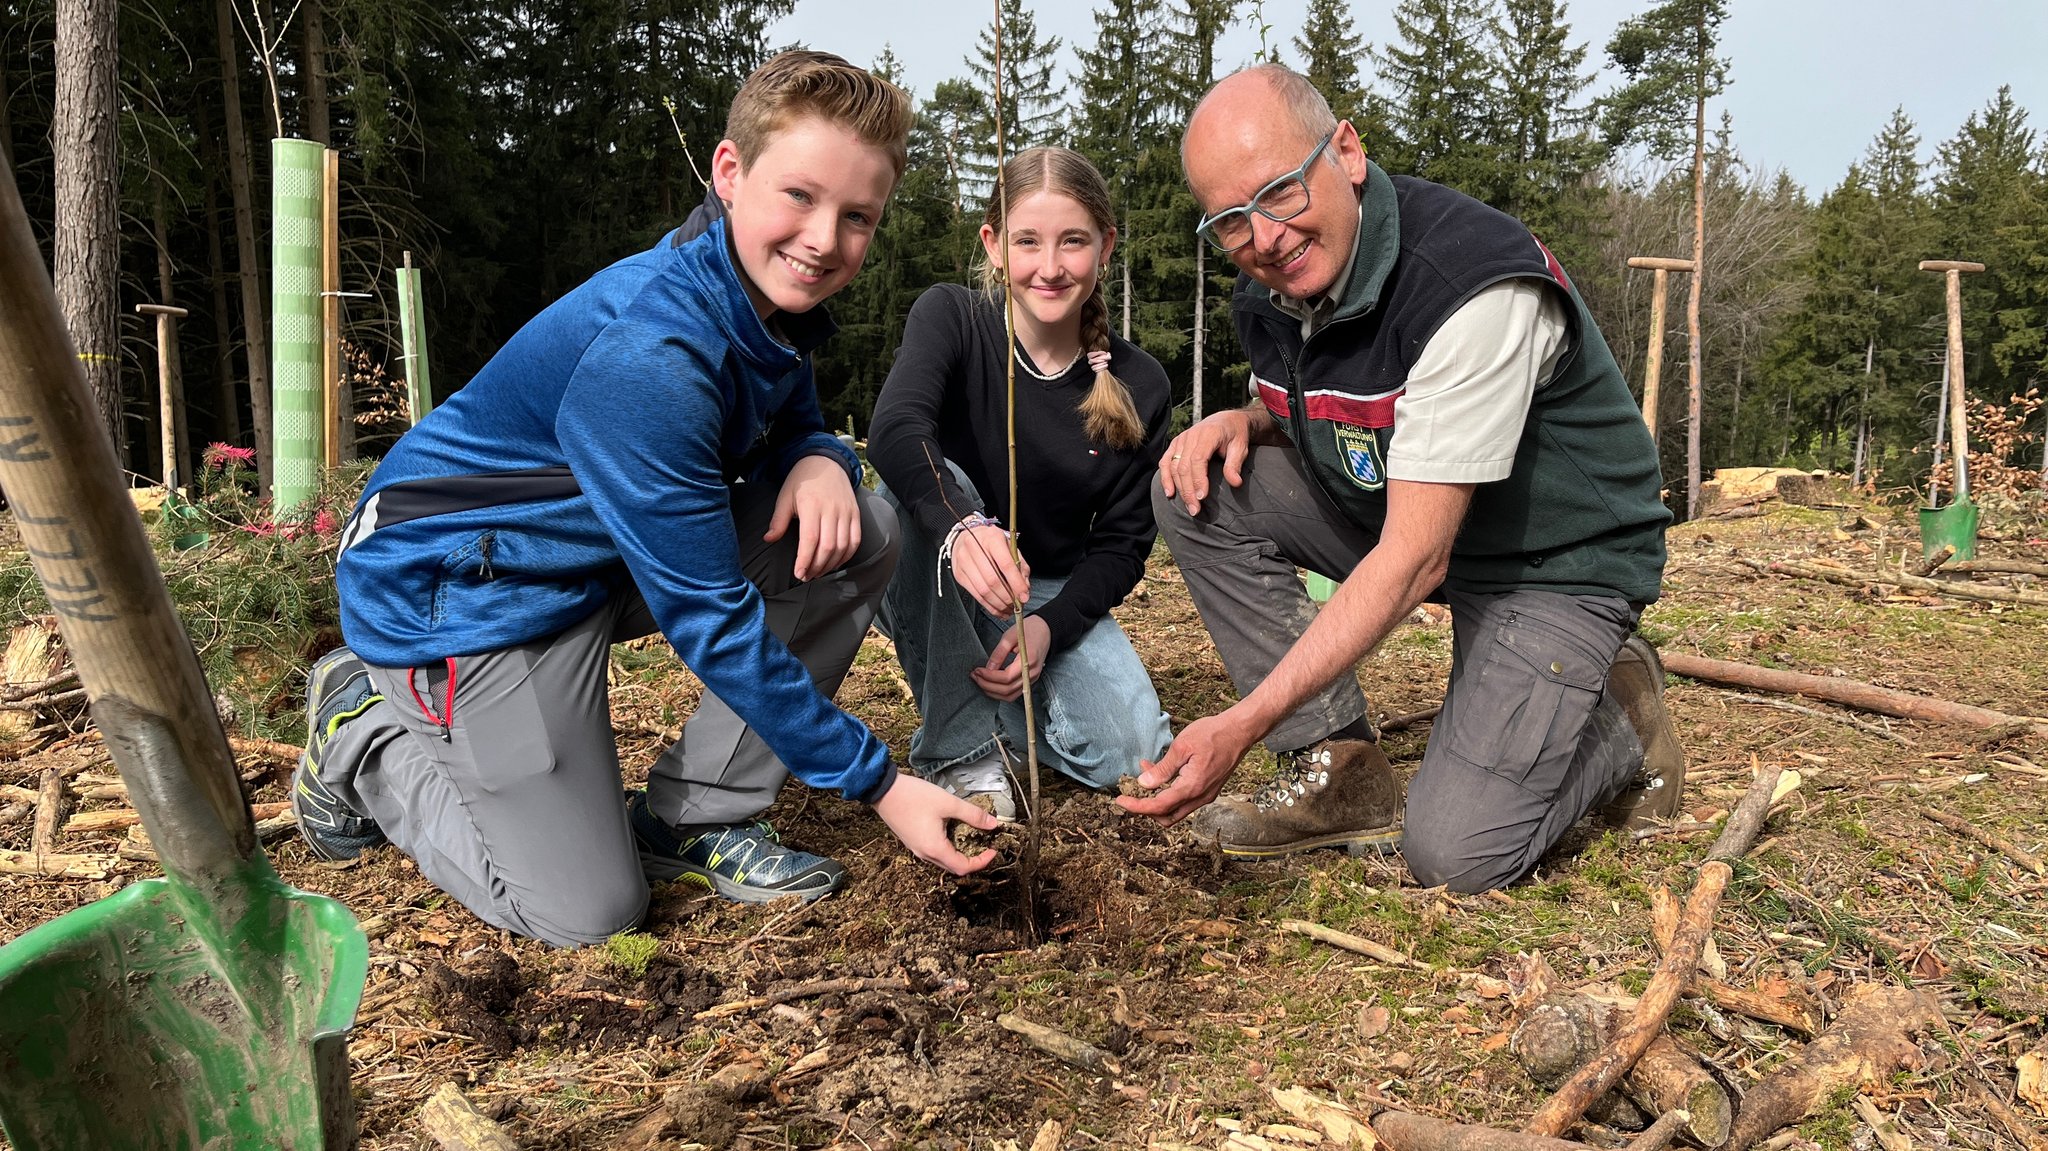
[1087,349,1112,375]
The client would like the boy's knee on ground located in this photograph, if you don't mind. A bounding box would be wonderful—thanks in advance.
[511,879,650,950]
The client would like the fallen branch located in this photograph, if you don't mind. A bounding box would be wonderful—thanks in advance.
[227,734,304,761]
[1662,652,2048,738]
[1380,706,1442,734]
[66,800,289,836]
[0,670,77,702]
[997,1012,1120,1076]
[1726,985,1935,1151]
[1375,1111,1600,1151]
[1524,763,1784,1139]
[0,847,114,878]
[1281,919,1429,970]
[1950,559,2048,578]
[419,1082,520,1151]
[1725,693,1914,744]
[1622,1111,1692,1151]
[1770,558,2048,607]
[1919,806,2046,877]
[0,687,87,711]
[0,801,29,827]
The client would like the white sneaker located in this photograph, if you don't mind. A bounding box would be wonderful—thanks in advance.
[929,746,1020,822]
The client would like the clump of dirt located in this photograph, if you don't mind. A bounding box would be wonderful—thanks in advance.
[419,951,523,1054]
[508,960,722,1050]
[814,1046,1006,1127]
[661,1081,740,1150]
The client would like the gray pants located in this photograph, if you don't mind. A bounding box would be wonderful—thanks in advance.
[323,484,901,947]
[1153,444,1644,892]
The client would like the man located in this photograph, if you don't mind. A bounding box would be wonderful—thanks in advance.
[1117,65,1683,894]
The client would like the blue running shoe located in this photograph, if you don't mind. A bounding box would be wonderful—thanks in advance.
[627,791,846,903]
[292,647,388,861]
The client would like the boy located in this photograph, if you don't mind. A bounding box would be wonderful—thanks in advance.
[297,51,998,949]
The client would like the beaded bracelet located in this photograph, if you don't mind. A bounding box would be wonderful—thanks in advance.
[937,513,1002,594]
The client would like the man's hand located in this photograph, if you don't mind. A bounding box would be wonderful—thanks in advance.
[767,454,861,581]
[1115,710,1260,826]
[873,773,1002,875]
[972,614,1051,702]
[951,522,1029,617]
[1159,409,1257,515]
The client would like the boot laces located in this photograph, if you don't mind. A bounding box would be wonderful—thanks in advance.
[1250,745,1335,811]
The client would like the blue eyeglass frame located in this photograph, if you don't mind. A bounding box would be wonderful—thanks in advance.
[1195,131,1337,253]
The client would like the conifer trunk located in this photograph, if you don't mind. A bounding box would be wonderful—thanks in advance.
[303,0,329,145]
[1683,10,1706,520]
[1121,251,1132,341]
[217,0,274,493]
[54,0,123,451]
[199,109,244,446]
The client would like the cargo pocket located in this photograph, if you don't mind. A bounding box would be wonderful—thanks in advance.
[1438,609,1608,799]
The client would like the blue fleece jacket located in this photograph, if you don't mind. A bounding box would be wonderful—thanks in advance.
[335,217,893,804]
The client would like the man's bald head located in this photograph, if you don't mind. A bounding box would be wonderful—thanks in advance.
[1182,65,1341,180]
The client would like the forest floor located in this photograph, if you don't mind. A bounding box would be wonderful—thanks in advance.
[3,497,2048,1150]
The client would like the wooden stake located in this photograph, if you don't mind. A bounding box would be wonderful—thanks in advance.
[1625,257,1694,445]
[135,303,189,491]
[1725,985,1934,1151]
[1662,651,2048,737]
[419,1082,520,1151]
[1918,260,1986,505]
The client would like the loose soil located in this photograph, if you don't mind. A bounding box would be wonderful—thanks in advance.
[4,501,2047,1149]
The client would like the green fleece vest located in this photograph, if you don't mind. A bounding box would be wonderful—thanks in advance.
[1232,163,1670,603]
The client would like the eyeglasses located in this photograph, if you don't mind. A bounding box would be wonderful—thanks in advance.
[1195,132,1335,253]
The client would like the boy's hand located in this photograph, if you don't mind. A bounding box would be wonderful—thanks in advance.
[873,773,1001,875]
[951,522,1029,617]
[972,615,1050,702]
[769,454,861,581]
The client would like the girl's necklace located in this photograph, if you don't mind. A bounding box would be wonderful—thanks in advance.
[1013,339,1081,382]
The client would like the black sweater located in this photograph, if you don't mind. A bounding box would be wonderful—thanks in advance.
[868,283,1172,653]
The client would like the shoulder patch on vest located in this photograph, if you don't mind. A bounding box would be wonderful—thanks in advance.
[1333,424,1386,491]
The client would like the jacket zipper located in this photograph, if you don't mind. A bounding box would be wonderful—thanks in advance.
[1268,317,1353,515]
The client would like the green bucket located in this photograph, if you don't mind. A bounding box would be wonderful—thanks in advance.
[1917,498,1979,562]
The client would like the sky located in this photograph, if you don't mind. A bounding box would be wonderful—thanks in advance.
[765,0,2048,196]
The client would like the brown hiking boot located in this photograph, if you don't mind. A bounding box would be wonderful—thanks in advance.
[1599,636,1687,828]
[1189,738,1403,858]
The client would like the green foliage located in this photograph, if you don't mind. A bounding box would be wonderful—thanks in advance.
[1371,0,1501,194]
[1291,0,1368,125]
[1598,0,1729,159]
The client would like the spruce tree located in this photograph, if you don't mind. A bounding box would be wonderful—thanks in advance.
[1371,0,1502,198]
[964,0,1065,197]
[1932,87,2041,407]
[1488,0,1604,253]
[1291,0,1368,125]
[1071,0,1168,338]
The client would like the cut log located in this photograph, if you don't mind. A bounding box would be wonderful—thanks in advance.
[29,767,66,856]
[1524,764,1783,1140]
[1374,1111,1600,1151]
[420,1082,520,1151]
[1725,984,1934,1151]
[65,800,289,836]
[1662,652,2048,738]
[1512,993,1732,1147]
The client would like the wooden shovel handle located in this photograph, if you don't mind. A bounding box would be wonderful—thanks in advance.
[0,151,256,883]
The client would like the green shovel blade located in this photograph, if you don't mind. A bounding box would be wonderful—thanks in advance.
[0,856,366,1151]
[1918,498,1980,562]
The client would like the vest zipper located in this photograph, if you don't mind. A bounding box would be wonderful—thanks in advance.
[1269,321,1354,516]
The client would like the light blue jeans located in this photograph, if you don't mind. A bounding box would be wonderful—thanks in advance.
[876,473,1172,790]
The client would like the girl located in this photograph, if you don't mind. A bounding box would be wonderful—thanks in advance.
[868,148,1174,819]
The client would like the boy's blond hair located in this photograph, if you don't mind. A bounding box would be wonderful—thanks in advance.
[724,51,913,177]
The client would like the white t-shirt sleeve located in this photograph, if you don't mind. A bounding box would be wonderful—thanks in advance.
[1384,280,1571,484]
